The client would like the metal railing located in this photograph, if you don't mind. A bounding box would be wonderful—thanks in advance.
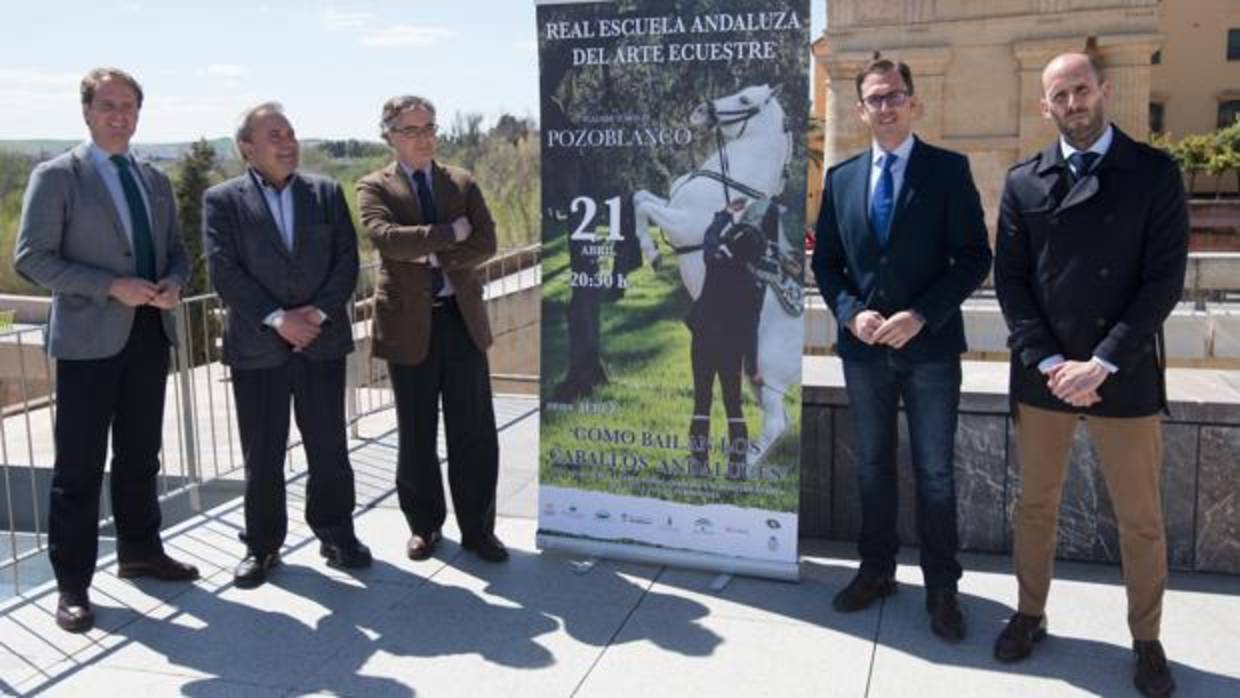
[0,245,542,596]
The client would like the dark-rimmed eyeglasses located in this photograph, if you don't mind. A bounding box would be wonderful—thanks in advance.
[390,123,438,139]
[861,90,909,111]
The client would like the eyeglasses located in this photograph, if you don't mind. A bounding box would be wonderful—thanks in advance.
[861,90,909,111]
[390,123,438,140]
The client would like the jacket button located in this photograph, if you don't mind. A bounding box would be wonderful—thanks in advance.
[877,289,887,298]
[1099,267,1109,278]
[1096,317,1107,327]
[879,257,888,265]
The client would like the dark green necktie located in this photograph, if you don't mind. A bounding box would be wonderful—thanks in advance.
[110,155,156,281]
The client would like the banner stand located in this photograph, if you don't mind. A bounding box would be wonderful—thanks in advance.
[537,534,799,582]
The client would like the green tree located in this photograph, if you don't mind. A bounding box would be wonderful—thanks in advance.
[174,139,217,295]
[1175,133,1214,194]
[1214,116,1240,196]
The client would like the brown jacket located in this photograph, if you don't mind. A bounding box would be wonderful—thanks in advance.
[357,161,496,365]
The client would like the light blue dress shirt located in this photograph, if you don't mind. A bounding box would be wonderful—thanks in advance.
[867,133,915,210]
[398,161,455,298]
[88,141,152,250]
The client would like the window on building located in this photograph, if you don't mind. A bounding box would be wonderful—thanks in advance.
[1150,102,1165,134]
[1220,100,1240,129]
[1229,29,1240,61]
[1151,50,1161,65]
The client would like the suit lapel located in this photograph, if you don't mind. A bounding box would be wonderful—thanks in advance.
[886,138,925,245]
[290,175,316,257]
[840,152,880,258]
[240,174,292,260]
[73,144,131,251]
[386,162,426,224]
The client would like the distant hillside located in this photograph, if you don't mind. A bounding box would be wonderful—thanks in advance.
[0,138,238,162]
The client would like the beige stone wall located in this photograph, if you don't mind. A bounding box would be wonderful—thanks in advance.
[810,0,1163,241]
[1152,0,1240,195]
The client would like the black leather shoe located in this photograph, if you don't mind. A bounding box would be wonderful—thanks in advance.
[233,551,281,589]
[832,570,896,612]
[994,612,1047,663]
[406,530,442,561]
[320,540,373,570]
[117,553,200,581]
[55,591,94,633]
[926,589,966,643]
[1133,640,1176,697]
[462,533,509,563]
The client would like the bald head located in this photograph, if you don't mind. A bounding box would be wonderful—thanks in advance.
[1040,51,1111,150]
[1041,52,1104,93]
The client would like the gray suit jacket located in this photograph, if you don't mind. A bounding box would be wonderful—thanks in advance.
[203,171,359,369]
[14,142,189,359]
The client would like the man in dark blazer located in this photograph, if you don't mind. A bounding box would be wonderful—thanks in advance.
[204,103,370,588]
[993,53,1187,698]
[811,58,992,642]
[356,95,506,563]
[14,67,199,633]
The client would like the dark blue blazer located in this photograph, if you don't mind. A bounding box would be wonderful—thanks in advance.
[811,137,992,362]
[994,127,1188,417]
[204,172,359,369]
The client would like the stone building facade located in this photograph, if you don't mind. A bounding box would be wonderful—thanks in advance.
[809,0,1164,235]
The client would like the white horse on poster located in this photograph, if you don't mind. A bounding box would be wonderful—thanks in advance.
[632,84,803,466]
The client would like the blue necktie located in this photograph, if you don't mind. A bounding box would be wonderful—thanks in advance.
[411,170,445,296]
[110,155,156,281]
[1068,151,1099,184]
[870,152,897,246]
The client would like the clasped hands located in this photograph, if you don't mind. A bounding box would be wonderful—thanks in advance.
[1044,360,1108,408]
[275,306,327,352]
[109,277,181,309]
[849,309,924,350]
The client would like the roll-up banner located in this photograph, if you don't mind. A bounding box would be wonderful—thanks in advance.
[536,0,810,581]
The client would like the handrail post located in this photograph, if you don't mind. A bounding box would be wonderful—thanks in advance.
[173,306,201,512]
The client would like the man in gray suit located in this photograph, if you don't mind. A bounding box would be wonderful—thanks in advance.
[14,67,199,633]
[203,102,369,589]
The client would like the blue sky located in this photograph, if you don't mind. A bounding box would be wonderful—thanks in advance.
[0,1,825,142]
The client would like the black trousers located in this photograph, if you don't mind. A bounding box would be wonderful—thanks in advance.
[231,355,357,555]
[49,308,168,594]
[389,301,498,542]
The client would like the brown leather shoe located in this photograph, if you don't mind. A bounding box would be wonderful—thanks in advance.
[117,553,200,582]
[832,570,896,612]
[1133,640,1176,697]
[994,612,1047,663]
[56,591,94,633]
[406,530,442,561]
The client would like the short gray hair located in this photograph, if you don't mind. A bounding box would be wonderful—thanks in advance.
[234,101,287,146]
[380,95,436,138]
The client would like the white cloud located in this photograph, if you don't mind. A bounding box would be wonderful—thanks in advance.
[360,25,454,48]
[201,64,249,79]
[321,8,376,31]
[118,2,141,13]
[0,68,79,90]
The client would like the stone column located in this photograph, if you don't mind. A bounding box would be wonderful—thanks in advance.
[822,52,873,167]
[895,47,951,144]
[1096,34,1163,141]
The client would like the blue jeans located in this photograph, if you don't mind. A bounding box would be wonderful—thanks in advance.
[842,355,963,590]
